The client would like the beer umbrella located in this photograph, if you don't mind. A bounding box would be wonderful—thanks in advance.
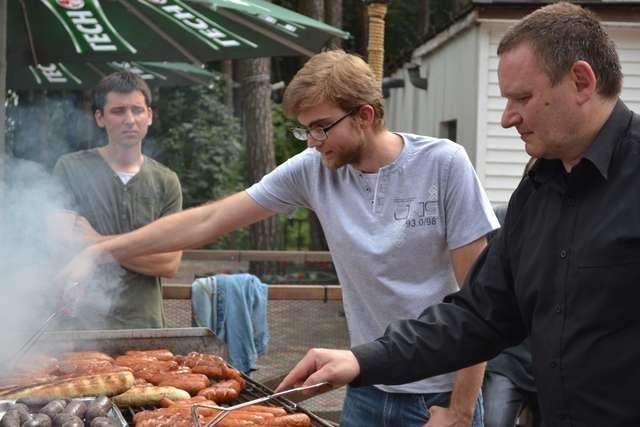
[8,0,349,67]
[7,61,219,90]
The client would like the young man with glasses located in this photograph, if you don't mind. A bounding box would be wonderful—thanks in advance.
[57,50,498,426]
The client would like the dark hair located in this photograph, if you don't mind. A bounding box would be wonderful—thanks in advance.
[497,2,622,98]
[92,71,152,112]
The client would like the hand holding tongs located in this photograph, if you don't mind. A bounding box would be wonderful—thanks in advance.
[191,382,331,427]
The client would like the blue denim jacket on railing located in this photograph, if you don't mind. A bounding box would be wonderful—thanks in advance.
[191,273,269,374]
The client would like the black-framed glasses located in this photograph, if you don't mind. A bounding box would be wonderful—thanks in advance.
[290,108,358,142]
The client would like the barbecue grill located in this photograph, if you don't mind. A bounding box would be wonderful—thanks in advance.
[25,327,336,427]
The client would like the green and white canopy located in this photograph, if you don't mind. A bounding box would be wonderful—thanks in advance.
[8,0,349,66]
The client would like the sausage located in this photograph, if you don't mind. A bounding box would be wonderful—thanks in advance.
[0,409,21,427]
[16,397,52,409]
[83,406,106,424]
[22,413,53,427]
[52,412,79,427]
[256,414,312,426]
[59,416,84,427]
[123,349,174,361]
[62,401,86,420]
[13,403,31,421]
[88,418,118,427]
[149,373,210,395]
[87,396,111,414]
[40,400,67,419]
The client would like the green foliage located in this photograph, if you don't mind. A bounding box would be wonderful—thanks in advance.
[148,82,245,208]
[272,103,305,165]
[146,82,249,249]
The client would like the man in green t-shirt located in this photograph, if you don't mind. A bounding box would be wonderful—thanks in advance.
[53,71,182,329]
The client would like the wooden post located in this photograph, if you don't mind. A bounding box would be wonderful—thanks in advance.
[0,0,6,183]
[365,0,390,84]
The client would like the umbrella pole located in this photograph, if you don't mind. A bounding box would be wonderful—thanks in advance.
[366,1,389,84]
[0,0,6,183]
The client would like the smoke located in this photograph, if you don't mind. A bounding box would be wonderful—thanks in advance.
[0,157,124,367]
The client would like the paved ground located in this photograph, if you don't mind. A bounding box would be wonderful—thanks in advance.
[163,259,350,423]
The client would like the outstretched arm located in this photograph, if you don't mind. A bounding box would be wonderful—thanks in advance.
[56,191,275,285]
[72,215,182,278]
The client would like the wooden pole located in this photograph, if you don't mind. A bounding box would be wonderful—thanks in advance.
[366,1,389,84]
[0,0,6,183]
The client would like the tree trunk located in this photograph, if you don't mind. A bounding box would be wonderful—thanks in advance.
[221,60,234,114]
[300,0,324,21]
[0,0,6,182]
[417,0,431,38]
[238,57,281,276]
[325,0,343,49]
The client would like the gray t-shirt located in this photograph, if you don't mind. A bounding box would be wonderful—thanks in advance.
[247,133,499,393]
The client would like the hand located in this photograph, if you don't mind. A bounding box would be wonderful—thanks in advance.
[275,349,360,393]
[53,246,102,308]
[424,405,473,427]
[72,215,104,245]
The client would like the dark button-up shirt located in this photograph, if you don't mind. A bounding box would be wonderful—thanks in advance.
[353,100,640,427]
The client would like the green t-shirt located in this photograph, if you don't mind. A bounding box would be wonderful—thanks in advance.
[53,148,182,329]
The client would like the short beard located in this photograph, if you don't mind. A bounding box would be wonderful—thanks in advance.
[321,134,366,170]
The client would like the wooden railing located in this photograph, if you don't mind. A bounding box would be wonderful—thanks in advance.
[163,250,341,301]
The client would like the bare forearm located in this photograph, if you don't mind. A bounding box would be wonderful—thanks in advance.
[449,362,485,421]
[97,192,273,263]
[120,251,182,278]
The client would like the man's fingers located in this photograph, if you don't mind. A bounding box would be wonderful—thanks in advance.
[275,357,315,392]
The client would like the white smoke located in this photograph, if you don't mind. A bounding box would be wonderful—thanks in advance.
[0,157,124,367]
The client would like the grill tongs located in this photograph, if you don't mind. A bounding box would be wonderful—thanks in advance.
[4,311,58,369]
[4,282,81,369]
[191,382,330,427]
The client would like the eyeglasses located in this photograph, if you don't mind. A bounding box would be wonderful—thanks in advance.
[290,108,358,142]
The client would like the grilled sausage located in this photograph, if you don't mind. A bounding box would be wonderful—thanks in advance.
[22,413,53,427]
[259,413,312,426]
[148,373,210,395]
[123,349,174,361]
[83,396,111,423]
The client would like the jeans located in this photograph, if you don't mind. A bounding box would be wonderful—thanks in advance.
[483,372,541,427]
[341,385,484,427]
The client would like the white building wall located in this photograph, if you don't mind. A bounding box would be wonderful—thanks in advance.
[384,25,481,162]
[385,16,640,206]
[478,21,640,205]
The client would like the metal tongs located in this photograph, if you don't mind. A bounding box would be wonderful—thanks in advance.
[191,382,330,427]
[4,282,81,370]
[4,311,58,370]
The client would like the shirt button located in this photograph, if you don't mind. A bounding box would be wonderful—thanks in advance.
[560,249,568,258]
[366,188,371,192]
[555,304,562,313]
[551,361,557,368]
[566,197,576,206]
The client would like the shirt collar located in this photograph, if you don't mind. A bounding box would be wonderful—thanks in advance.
[529,99,632,185]
[582,99,632,180]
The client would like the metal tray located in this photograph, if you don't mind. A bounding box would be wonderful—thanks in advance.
[0,396,127,426]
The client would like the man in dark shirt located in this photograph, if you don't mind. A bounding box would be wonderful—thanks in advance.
[276,3,640,426]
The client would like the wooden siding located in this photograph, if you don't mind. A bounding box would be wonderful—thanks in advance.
[479,22,640,205]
